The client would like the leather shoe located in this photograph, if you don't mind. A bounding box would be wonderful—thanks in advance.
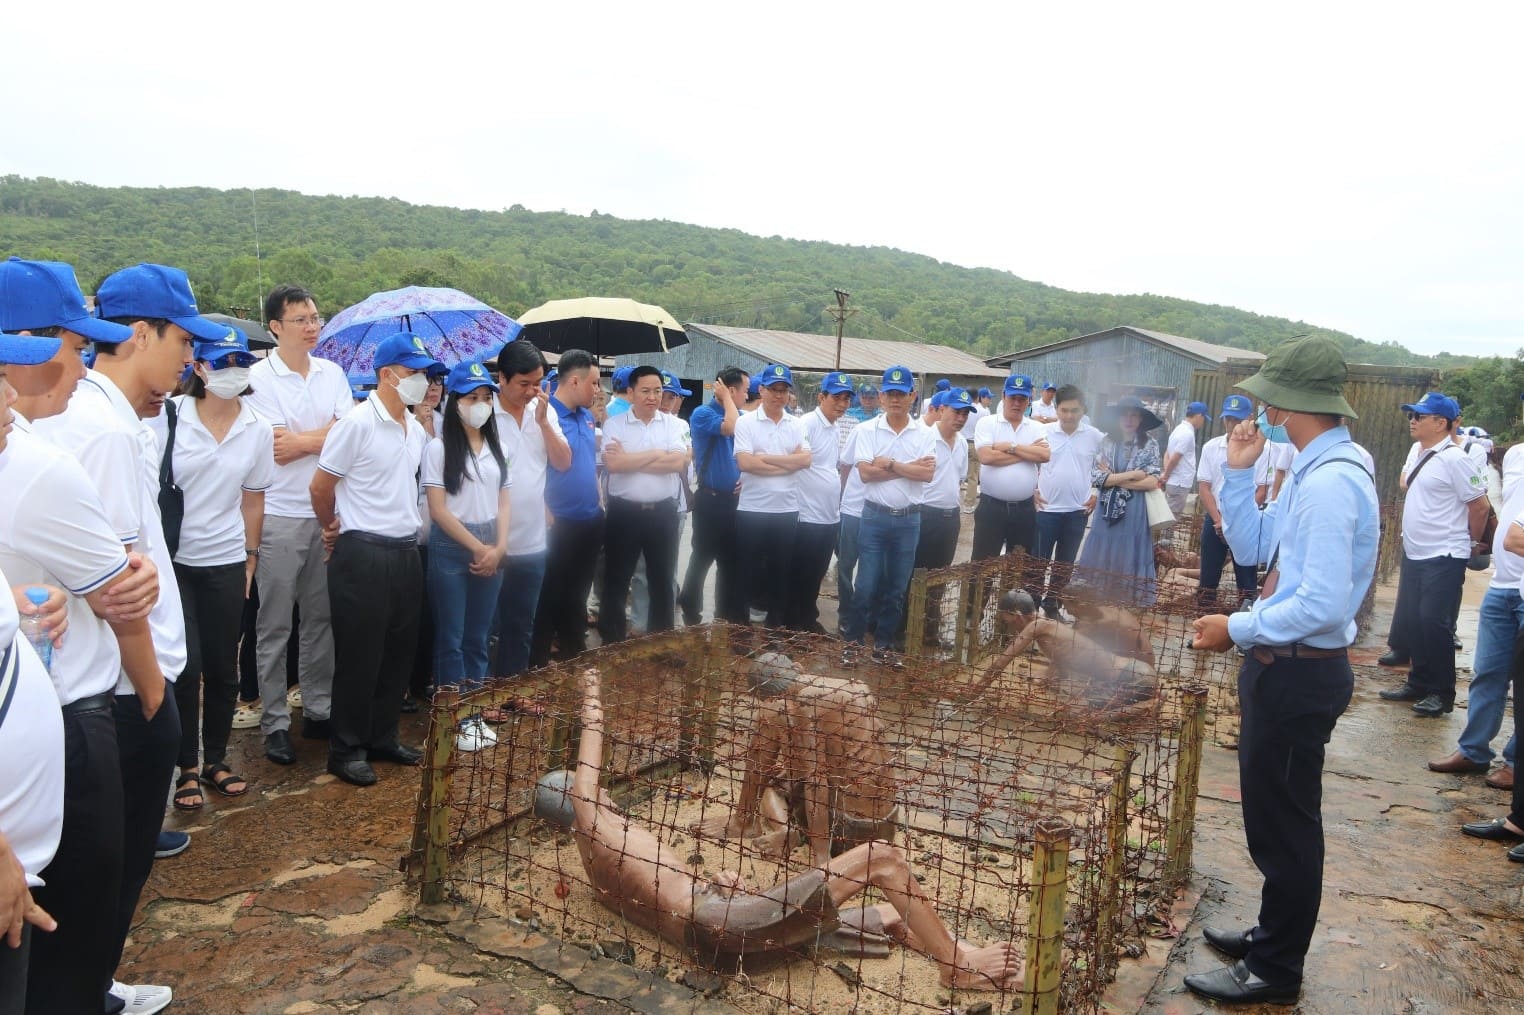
[1487,766,1514,790]
[399,694,421,714]
[327,757,378,787]
[1509,842,1524,863]
[369,742,423,766]
[1429,750,1488,774]
[300,716,331,741]
[1411,694,1454,717]
[1461,817,1524,842]
[264,729,296,765]
[1184,960,1299,1006]
[1377,650,1410,667]
[1202,925,1253,959]
[1379,683,1422,701]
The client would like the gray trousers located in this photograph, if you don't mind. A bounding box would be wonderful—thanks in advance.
[255,515,335,732]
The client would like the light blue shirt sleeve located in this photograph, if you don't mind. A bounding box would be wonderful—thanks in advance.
[1219,467,1276,566]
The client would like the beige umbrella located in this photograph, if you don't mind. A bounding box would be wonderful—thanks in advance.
[516,297,688,357]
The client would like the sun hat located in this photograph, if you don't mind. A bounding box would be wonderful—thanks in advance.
[1235,335,1358,419]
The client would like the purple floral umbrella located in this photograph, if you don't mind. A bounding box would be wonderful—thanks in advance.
[315,286,521,383]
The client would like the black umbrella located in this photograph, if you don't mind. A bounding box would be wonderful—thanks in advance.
[515,297,688,357]
[205,313,275,350]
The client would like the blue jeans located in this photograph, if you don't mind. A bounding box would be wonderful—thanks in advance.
[494,550,548,678]
[1035,510,1087,611]
[1457,585,1521,766]
[837,514,861,637]
[428,522,504,690]
[847,504,921,648]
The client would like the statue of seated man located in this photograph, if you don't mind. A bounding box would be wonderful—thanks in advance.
[533,668,1023,991]
[692,652,900,864]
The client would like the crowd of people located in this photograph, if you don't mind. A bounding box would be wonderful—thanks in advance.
[0,256,1520,1012]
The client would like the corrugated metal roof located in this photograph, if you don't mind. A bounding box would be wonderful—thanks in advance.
[690,323,1007,379]
[988,326,1266,368]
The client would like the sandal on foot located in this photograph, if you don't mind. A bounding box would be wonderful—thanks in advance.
[201,762,249,797]
[173,773,204,811]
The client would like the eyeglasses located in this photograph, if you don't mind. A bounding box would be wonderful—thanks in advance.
[278,315,325,328]
[1406,412,1431,422]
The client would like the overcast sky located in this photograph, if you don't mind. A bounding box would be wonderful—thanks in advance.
[6,2,1520,357]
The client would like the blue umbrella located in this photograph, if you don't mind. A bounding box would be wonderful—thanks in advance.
[315,286,521,383]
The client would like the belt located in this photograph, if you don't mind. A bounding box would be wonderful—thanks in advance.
[612,496,678,512]
[1248,645,1348,665]
[342,530,419,549]
[919,505,960,518]
[696,487,737,498]
[62,691,116,717]
[980,493,1033,511]
[864,501,916,518]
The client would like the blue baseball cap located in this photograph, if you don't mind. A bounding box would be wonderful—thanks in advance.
[0,332,62,365]
[0,257,135,346]
[747,375,761,397]
[542,367,558,392]
[977,387,992,398]
[1042,380,1057,391]
[1186,401,1209,417]
[820,371,853,395]
[880,365,914,393]
[611,365,634,390]
[193,327,256,367]
[372,331,442,372]
[660,370,691,397]
[758,363,793,388]
[1220,394,1253,420]
[939,387,974,411]
[1400,391,1459,421]
[445,360,499,394]
[935,378,951,391]
[858,382,878,396]
[1004,374,1035,398]
[94,263,228,342]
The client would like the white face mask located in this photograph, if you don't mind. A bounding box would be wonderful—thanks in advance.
[457,400,493,429]
[204,366,250,399]
[393,371,429,406]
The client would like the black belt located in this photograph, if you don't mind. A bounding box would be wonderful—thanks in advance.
[1248,645,1348,665]
[980,493,1033,511]
[696,487,737,498]
[864,501,916,518]
[62,691,115,717]
[919,505,961,518]
[611,496,678,512]
[341,530,419,549]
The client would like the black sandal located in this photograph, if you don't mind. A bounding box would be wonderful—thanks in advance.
[201,762,249,798]
[173,773,204,811]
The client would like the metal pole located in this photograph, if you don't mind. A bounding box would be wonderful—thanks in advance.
[1021,818,1072,1015]
[829,288,852,370]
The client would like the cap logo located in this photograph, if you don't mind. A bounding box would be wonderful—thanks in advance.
[471,364,484,376]
[413,337,426,352]
[773,366,784,376]
[891,369,903,380]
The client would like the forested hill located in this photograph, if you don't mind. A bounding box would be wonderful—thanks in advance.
[0,175,1445,366]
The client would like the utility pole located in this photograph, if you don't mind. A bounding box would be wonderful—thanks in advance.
[827,289,857,370]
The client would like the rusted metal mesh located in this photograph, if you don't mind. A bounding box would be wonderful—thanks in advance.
[412,612,1211,1014]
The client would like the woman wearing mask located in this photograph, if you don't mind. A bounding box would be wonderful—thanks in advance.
[158,330,274,809]
[422,361,512,752]
[1073,395,1163,607]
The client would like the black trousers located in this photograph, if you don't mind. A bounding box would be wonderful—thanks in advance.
[599,498,679,643]
[1389,553,1467,700]
[683,488,746,624]
[1236,652,1352,984]
[785,520,839,631]
[327,534,423,760]
[175,561,245,770]
[26,703,123,1015]
[0,924,28,1015]
[108,689,181,982]
[736,509,798,628]
[971,494,1036,560]
[531,515,604,666]
[411,545,434,699]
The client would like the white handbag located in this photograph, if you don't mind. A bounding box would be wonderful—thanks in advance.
[1143,487,1175,536]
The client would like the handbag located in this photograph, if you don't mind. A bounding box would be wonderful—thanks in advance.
[1143,487,1175,536]
[158,399,185,558]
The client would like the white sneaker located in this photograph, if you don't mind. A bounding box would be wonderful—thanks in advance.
[230,700,261,730]
[455,717,499,753]
[109,980,173,1015]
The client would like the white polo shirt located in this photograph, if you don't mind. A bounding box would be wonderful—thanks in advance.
[0,429,129,705]
[1401,440,1486,560]
[494,396,563,556]
[147,396,275,567]
[1252,443,1279,487]
[1029,398,1060,424]
[244,351,354,519]
[35,371,186,689]
[964,403,989,441]
[734,409,810,514]
[798,408,844,526]
[1487,485,1524,590]
[421,437,511,526]
[1197,435,1230,500]
[0,561,64,890]
[600,408,688,504]
[1039,422,1105,513]
[923,425,970,510]
[973,412,1047,503]
[317,393,429,538]
[839,426,868,519]
[1164,420,1199,490]
[854,414,938,510]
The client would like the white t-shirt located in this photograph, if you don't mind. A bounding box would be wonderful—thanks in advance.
[601,409,688,504]
[1488,485,1524,589]
[973,412,1048,503]
[1039,422,1105,513]
[494,396,564,556]
[35,371,186,690]
[839,426,868,519]
[0,561,64,890]
[421,437,511,526]
[923,425,970,510]
[1029,397,1060,424]
[964,403,990,441]
[734,410,810,514]
[798,408,844,525]
[149,397,275,567]
[1164,420,1199,489]
[853,414,939,510]
[1401,440,1486,560]
[244,352,355,519]
[317,394,429,538]
[1502,444,1524,502]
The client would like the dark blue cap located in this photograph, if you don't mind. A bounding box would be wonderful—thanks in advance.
[0,257,135,345]
[1400,391,1458,421]
[94,263,227,342]
[193,327,256,367]
[373,331,442,372]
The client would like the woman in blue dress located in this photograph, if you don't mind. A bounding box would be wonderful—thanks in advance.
[1073,396,1163,606]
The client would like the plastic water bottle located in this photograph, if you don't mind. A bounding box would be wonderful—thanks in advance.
[20,587,52,672]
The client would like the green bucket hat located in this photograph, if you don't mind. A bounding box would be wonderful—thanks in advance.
[1235,336,1358,419]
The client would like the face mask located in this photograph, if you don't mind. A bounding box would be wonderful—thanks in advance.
[1256,408,1292,444]
[204,366,250,399]
[393,371,429,406]
[457,400,493,429]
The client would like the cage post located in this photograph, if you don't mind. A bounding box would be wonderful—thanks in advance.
[694,627,725,769]
[414,688,461,905]
[1097,742,1138,970]
[1164,685,1210,883]
[1020,818,1072,1015]
[953,572,975,664]
[905,568,929,658]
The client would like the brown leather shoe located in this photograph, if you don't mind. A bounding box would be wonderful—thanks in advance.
[1487,766,1515,790]
[1429,750,1488,774]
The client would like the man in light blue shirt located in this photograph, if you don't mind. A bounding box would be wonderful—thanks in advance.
[1188,337,1378,1007]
